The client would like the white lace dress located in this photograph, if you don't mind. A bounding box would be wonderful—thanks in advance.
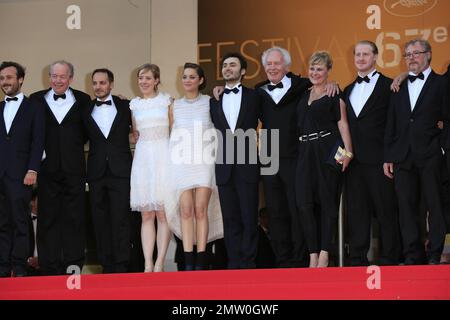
[130,93,171,212]
[165,94,224,243]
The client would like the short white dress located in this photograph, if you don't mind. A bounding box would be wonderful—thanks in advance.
[165,94,224,243]
[129,93,171,212]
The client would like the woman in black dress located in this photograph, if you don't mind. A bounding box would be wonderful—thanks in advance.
[295,51,353,268]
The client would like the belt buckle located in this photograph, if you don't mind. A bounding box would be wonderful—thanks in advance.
[309,133,318,140]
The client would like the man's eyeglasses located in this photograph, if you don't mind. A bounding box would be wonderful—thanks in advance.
[403,51,428,59]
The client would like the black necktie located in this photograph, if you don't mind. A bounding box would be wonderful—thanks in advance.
[5,97,18,102]
[268,82,283,91]
[224,87,239,94]
[408,73,425,83]
[31,215,37,221]
[356,76,370,84]
[95,100,112,106]
[53,93,66,101]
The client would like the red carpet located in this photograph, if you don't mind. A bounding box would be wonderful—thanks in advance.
[1,265,449,300]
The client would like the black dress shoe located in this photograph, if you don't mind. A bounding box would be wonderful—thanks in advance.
[404,258,417,265]
[428,257,441,265]
[0,271,11,278]
[13,268,27,277]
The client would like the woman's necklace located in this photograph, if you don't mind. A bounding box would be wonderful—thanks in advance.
[183,93,202,104]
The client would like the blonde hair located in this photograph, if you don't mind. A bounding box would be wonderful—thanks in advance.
[309,51,333,70]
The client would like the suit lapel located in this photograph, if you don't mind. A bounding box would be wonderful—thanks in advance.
[357,75,384,119]
[235,87,248,130]
[412,71,435,115]
[0,101,6,135]
[108,97,123,138]
[89,100,112,139]
[216,95,231,130]
[88,101,104,138]
[60,99,78,125]
[345,82,358,120]
[8,97,28,136]
[276,73,296,106]
[41,89,60,124]
[402,83,413,115]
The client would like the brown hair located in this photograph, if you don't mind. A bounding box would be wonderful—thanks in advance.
[137,63,161,88]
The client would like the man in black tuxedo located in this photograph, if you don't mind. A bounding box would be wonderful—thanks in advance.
[83,68,132,273]
[343,41,400,266]
[210,53,261,269]
[384,39,448,265]
[445,64,450,175]
[254,47,312,268]
[0,61,45,277]
[30,61,91,275]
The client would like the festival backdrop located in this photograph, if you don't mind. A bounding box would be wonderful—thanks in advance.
[198,0,450,92]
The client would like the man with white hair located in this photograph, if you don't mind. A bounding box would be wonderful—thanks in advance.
[255,47,337,268]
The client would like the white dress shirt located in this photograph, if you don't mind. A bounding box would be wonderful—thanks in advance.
[91,94,117,138]
[45,88,76,124]
[3,92,24,134]
[408,66,431,111]
[349,70,379,117]
[222,83,242,132]
[264,74,291,104]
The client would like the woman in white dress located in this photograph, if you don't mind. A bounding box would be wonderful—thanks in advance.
[130,64,172,272]
[166,63,223,270]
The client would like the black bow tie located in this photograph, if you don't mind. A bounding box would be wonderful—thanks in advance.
[95,100,112,107]
[268,82,283,91]
[224,87,239,94]
[53,93,66,101]
[5,97,18,102]
[31,215,37,220]
[408,73,425,83]
[356,76,370,84]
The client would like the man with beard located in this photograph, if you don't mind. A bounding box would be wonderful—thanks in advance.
[83,68,132,273]
[0,61,45,277]
[384,39,448,265]
[210,52,261,269]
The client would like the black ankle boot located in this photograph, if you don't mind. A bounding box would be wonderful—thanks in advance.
[184,251,195,271]
[195,251,208,270]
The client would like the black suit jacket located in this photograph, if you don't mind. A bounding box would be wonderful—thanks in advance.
[344,73,392,164]
[83,96,132,181]
[445,65,450,151]
[255,73,311,159]
[384,70,448,163]
[210,86,261,185]
[30,88,90,176]
[0,96,45,180]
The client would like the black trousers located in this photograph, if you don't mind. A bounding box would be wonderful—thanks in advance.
[218,169,259,269]
[0,175,32,275]
[37,172,86,275]
[394,153,446,263]
[296,155,339,255]
[88,170,130,273]
[262,158,308,267]
[345,161,401,266]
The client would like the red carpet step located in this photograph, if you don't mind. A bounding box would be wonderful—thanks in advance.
[1,265,449,300]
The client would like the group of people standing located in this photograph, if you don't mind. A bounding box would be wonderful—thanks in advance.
[0,38,449,277]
